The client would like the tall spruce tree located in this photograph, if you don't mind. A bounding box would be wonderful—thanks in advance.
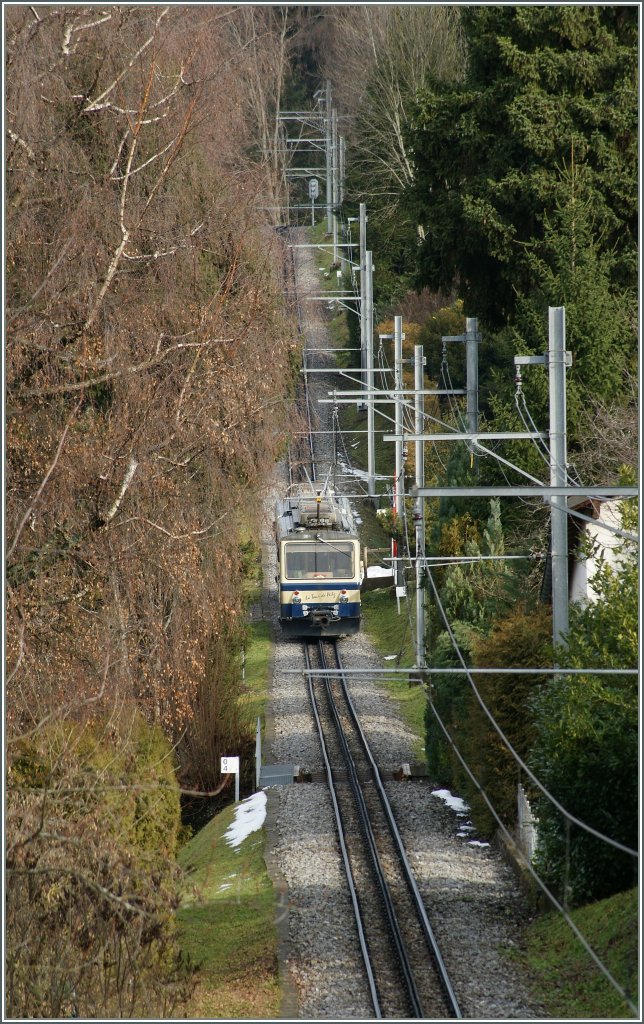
[485,169,636,446]
[406,5,638,327]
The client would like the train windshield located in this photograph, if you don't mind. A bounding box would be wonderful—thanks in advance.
[284,541,355,580]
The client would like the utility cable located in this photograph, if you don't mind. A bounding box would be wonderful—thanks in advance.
[332,405,369,496]
[440,341,468,432]
[425,566,637,858]
[514,374,617,497]
[377,340,393,393]
[329,368,637,539]
[425,694,639,1018]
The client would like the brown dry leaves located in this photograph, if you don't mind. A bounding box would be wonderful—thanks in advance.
[6,6,300,1016]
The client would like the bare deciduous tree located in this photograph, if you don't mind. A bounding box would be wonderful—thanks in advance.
[226,5,294,224]
[320,6,465,226]
[5,5,301,1015]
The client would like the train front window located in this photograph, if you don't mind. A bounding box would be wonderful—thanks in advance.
[284,541,355,580]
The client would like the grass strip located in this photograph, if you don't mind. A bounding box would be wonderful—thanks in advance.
[239,619,273,732]
[176,801,280,1019]
[522,886,639,1019]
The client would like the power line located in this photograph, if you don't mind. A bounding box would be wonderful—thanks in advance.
[425,693,639,1017]
[424,566,637,858]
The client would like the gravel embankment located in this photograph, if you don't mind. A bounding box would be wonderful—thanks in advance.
[259,234,545,1020]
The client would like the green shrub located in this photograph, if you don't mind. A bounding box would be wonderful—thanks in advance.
[425,621,482,786]
[6,714,189,1019]
[464,604,551,835]
[529,503,638,905]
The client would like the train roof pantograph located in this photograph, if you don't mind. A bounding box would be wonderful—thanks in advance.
[275,486,358,540]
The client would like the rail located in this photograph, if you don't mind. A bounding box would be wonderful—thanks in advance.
[328,641,462,1018]
[303,641,381,1018]
[305,638,462,1017]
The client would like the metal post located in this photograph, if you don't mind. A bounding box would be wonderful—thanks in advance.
[339,136,345,205]
[414,345,426,669]
[235,766,240,804]
[365,250,376,500]
[549,306,569,649]
[394,316,404,591]
[465,317,479,472]
[325,80,332,234]
[359,203,367,403]
[331,107,339,265]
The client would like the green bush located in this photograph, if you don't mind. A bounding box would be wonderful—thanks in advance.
[6,714,189,1019]
[464,604,551,835]
[529,503,638,905]
[424,621,482,786]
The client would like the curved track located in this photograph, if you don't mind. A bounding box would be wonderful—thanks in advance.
[305,639,462,1019]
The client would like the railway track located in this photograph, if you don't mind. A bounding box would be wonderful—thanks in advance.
[282,227,317,487]
[304,638,462,1019]
[270,226,540,1022]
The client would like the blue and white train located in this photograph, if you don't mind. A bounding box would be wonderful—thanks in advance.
[275,486,364,637]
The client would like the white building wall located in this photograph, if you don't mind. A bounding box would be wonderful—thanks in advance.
[570,500,625,605]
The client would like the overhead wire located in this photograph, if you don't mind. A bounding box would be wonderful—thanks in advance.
[513,373,634,520]
[425,566,637,857]
[309,145,638,1016]
[425,690,639,1017]
[331,403,369,496]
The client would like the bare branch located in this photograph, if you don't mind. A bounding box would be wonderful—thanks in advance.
[7,401,81,561]
[13,337,230,403]
[62,10,112,56]
[107,514,227,540]
[101,455,139,526]
[9,865,147,918]
[81,7,169,111]
[110,134,177,180]
[7,649,112,746]
[175,347,203,426]
[6,239,73,324]
[6,128,36,161]
[6,620,26,687]
[83,53,197,331]
[5,791,49,859]
[121,221,205,261]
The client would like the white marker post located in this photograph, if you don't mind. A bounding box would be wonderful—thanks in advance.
[221,755,240,803]
[309,177,319,226]
[255,718,262,791]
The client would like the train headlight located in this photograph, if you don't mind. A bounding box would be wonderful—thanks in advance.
[339,589,349,604]
[292,591,302,604]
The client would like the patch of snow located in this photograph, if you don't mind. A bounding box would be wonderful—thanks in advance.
[432,788,470,815]
[432,794,489,846]
[223,791,267,849]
